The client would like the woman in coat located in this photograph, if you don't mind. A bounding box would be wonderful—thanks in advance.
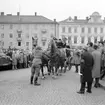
[71,49,81,73]
[92,45,101,88]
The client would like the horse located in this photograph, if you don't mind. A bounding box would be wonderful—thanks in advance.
[49,39,67,78]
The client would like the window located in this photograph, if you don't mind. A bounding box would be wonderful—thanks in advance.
[74,36,77,44]
[74,27,77,33]
[9,33,13,38]
[18,33,21,38]
[18,41,21,46]
[88,28,91,33]
[10,42,12,46]
[1,33,4,38]
[26,47,29,50]
[26,33,29,38]
[1,24,4,29]
[10,24,13,29]
[94,37,97,43]
[100,37,103,41]
[100,28,103,33]
[62,27,65,33]
[42,41,46,46]
[88,37,91,43]
[26,42,29,46]
[94,27,97,33]
[68,36,71,44]
[2,41,4,46]
[68,27,71,33]
[81,27,85,33]
[81,37,85,44]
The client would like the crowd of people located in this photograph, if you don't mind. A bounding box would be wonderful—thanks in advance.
[75,41,105,94]
[1,38,105,92]
[1,48,32,70]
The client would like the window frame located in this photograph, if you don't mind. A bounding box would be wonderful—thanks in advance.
[81,27,85,33]
[100,27,103,33]
[10,24,13,29]
[68,27,71,33]
[74,36,77,44]
[1,24,4,29]
[88,27,91,33]
[18,41,21,46]
[74,27,77,33]
[94,27,97,33]
[94,37,97,43]
[26,42,29,46]
[9,33,13,38]
[1,33,4,38]
[81,36,85,44]
[62,27,65,33]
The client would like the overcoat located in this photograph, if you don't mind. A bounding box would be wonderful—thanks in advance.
[80,51,94,82]
[92,50,101,78]
[71,51,81,65]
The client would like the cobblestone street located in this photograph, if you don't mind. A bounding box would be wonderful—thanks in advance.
[0,67,105,105]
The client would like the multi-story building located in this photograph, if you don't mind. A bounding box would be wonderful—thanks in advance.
[0,12,58,51]
[59,12,105,47]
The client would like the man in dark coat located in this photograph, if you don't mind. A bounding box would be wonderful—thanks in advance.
[77,47,94,94]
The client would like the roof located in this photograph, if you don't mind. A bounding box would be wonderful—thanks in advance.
[59,17,105,25]
[0,15,57,24]
[59,12,105,25]
[59,18,87,23]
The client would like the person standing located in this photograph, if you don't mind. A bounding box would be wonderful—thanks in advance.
[12,50,17,70]
[87,42,94,54]
[30,46,43,86]
[92,45,101,88]
[77,47,94,94]
[73,49,81,73]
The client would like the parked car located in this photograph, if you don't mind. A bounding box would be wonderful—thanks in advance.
[0,55,12,71]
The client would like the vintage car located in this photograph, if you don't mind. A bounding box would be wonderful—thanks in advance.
[0,54,12,71]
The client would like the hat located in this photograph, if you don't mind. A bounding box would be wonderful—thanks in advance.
[93,44,98,50]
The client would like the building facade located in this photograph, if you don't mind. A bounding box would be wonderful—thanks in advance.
[0,12,59,51]
[59,12,105,47]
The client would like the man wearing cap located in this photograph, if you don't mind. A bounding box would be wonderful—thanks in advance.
[30,46,43,86]
[77,47,94,94]
[87,42,94,54]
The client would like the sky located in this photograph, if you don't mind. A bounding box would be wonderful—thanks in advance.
[0,0,105,21]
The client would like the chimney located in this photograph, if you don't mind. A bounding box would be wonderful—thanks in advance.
[74,16,77,20]
[86,17,89,20]
[1,12,4,16]
[54,19,56,22]
[17,12,20,16]
[35,12,37,16]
